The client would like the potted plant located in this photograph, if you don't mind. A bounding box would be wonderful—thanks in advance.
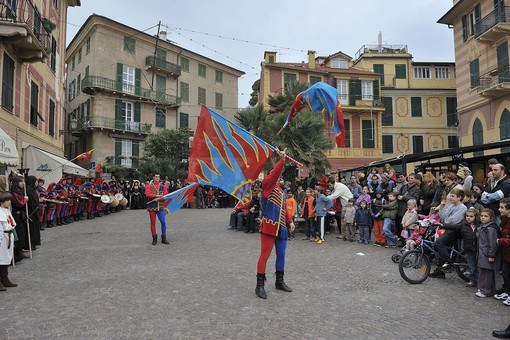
[42,18,56,32]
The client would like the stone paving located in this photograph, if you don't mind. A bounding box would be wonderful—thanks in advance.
[0,207,506,339]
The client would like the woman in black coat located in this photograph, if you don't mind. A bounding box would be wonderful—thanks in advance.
[25,176,41,248]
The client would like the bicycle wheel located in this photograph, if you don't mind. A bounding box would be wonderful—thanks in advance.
[399,250,430,284]
[391,253,402,263]
[454,253,470,282]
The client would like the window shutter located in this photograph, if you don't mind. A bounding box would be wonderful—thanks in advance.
[349,79,361,106]
[373,64,384,85]
[135,68,141,96]
[373,79,379,99]
[132,142,139,168]
[462,15,468,41]
[115,139,121,165]
[134,102,141,123]
[115,99,122,129]
[116,63,123,91]
[382,97,393,126]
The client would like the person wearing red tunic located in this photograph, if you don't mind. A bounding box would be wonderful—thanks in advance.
[145,173,169,245]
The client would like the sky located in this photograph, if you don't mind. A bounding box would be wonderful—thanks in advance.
[66,0,455,110]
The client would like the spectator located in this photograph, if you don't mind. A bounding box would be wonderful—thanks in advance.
[347,175,363,200]
[285,192,297,239]
[496,198,510,305]
[457,162,473,191]
[301,188,316,241]
[342,198,357,242]
[404,224,422,251]
[379,192,399,248]
[313,185,333,244]
[356,186,372,209]
[481,164,510,224]
[371,192,386,246]
[354,200,371,244]
[383,164,397,181]
[379,174,395,197]
[476,208,501,298]
[421,173,439,215]
[246,190,261,234]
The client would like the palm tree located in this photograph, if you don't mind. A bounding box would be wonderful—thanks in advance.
[234,105,267,137]
[267,81,308,113]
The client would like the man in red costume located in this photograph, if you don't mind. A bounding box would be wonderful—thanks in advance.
[145,173,169,245]
[255,149,295,299]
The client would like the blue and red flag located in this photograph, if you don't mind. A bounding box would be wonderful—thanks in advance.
[186,106,275,204]
[162,182,199,214]
[280,82,345,147]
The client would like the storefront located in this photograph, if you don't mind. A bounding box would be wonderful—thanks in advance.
[0,127,20,174]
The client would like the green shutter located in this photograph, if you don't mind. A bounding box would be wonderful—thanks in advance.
[115,99,122,129]
[156,48,166,61]
[373,64,384,86]
[134,102,141,123]
[115,139,121,165]
[132,142,139,168]
[362,120,374,148]
[382,97,393,126]
[349,79,361,106]
[373,79,379,99]
[462,15,468,41]
[344,119,350,148]
[135,68,141,96]
[411,97,422,117]
[116,63,123,91]
[446,97,457,127]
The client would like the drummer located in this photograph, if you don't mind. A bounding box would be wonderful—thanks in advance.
[84,177,96,219]
[36,178,48,228]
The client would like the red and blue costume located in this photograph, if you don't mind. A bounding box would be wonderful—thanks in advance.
[255,158,294,299]
[145,176,169,245]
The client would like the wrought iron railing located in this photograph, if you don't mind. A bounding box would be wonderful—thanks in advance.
[81,76,180,107]
[75,116,152,134]
[145,56,181,76]
[474,6,510,38]
[478,65,510,91]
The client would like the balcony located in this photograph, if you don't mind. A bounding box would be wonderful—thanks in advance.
[81,76,180,107]
[338,95,385,111]
[145,56,181,77]
[0,0,51,63]
[326,148,382,159]
[474,6,510,43]
[72,116,152,135]
[477,65,510,98]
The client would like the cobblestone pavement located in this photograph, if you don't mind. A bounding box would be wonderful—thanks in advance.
[0,207,506,339]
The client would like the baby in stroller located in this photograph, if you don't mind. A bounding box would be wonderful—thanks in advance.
[391,219,436,263]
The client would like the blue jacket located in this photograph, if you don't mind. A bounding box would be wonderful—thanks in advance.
[354,207,372,226]
[315,194,333,217]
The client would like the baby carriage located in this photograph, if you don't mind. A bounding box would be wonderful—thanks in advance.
[391,219,437,263]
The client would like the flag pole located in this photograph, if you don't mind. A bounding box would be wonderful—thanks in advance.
[38,149,95,180]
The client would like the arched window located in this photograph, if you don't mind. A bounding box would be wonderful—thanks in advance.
[500,109,510,152]
[473,118,484,157]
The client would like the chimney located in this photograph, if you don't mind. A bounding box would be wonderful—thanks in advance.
[308,50,316,68]
[159,31,167,41]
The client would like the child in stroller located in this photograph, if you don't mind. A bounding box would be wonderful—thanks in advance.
[391,219,437,263]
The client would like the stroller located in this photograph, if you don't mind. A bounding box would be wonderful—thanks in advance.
[391,219,437,263]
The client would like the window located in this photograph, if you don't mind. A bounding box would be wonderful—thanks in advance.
[122,65,135,94]
[412,135,424,154]
[2,53,14,112]
[180,112,189,129]
[85,65,89,78]
[413,66,431,79]
[362,120,374,148]
[215,92,223,109]
[343,119,350,148]
[446,97,457,127]
[473,118,484,157]
[310,76,321,85]
[155,108,166,128]
[49,100,55,137]
[331,59,348,69]
[215,70,223,83]
[77,74,81,93]
[448,136,459,149]
[469,4,481,36]
[284,73,297,89]
[361,80,373,100]
[50,37,56,73]
[180,82,189,102]
[198,64,206,78]
[382,97,393,126]
[86,37,90,54]
[68,80,75,102]
[123,36,135,53]
[180,57,189,72]
[435,67,450,79]
[71,55,75,70]
[336,79,348,106]
[411,97,422,117]
[268,55,275,63]
[382,135,393,154]
[373,64,385,85]
[53,0,57,8]
[30,81,39,127]
[78,47,82,63]
[121,139,133,168]
[395,64,406,79]
[198,87,206,104]
[500,109,510,152]
[470,59,480,88]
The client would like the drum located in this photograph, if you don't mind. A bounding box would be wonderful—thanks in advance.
[115,193,124,201]
[92,194,101,199]
[101,195,111,204]
[111,197,119,208]
[120,197,128,206]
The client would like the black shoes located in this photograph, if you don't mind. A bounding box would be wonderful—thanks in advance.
[493,325,510,339]
[429,269,446,278]
[161,235,169,245]
[255,273,267,299]
[152,235,157,246]
[275,271,292,292]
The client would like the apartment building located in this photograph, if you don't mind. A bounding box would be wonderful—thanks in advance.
[439,0,510,179]
[352,41,458,173]
[0,0,80,175]
[259,50,385,170]
[65,15,244,169]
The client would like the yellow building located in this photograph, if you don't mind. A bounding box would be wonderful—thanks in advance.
[439,0,510,175]
[65,15,244,170]
[352,42,458,173]
[0,0,80,174]
[259,50,384,171]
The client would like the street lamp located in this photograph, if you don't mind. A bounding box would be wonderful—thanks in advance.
[59,117,78,135]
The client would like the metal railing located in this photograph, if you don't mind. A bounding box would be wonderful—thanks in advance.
[474,6,510,38]
[81,76,180,107]
[478,65,510,91]
[145,56,181,76]
[75,116,152,134]
[0,0,51,51]
[355,44,408,60]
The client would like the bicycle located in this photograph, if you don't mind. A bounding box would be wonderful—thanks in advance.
[398,227,471,284]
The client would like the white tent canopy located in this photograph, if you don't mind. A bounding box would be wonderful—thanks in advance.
[0,127,19,166]
[23,145,88,185]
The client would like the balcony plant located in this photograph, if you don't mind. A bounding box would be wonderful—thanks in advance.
[42,18,56,32]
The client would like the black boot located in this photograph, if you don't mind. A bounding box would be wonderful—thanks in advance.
[493,325,510,339]
[0,265,17,287]
[255,273,267,299]
[275,271,292,292]
[0,281,6,291]
[161,235,169,245]
[152,235,157,246]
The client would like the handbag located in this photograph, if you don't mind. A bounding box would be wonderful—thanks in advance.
[400,228,409,239]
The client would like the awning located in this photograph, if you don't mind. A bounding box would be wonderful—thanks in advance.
[23,145,88,184]
[0,127,19,166]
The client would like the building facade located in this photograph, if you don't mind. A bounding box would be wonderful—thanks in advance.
[0,0,80,173]
[439,0,510,180]
[65,15,244,170]
[259,50,385,171]
[352,42,458,173]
